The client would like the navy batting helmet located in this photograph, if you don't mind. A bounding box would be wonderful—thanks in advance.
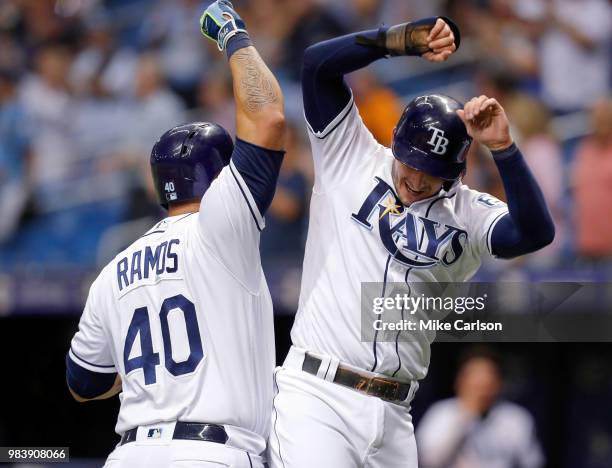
[392,94,471,181]
[150,122,233,208]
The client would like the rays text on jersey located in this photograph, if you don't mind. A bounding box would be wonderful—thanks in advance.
[351,177,468,268]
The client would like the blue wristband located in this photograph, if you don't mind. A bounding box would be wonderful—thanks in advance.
[490,142,518,161]
[226,32,253,59]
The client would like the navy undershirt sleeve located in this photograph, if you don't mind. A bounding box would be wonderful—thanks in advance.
[231,138,285,216]
[302,29,388,133]
[490,144,555,258]
[66,353,117,399]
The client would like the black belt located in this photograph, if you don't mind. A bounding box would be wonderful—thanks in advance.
[302,353,411,403]
[120,422,228,446]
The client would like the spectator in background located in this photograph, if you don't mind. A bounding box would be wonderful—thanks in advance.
[0,1,23,35]
[470,65,566,271]
[238,0,288,66]
[140,0,209,105]
[0,32,25,76]
[116,53,186,158]
[352,69,402,147]
[506,95,565,267]
[528,0,611,113]
[463,64,517,203]
[98,53,186,220]
[70,13,139,98]
[261,123,310,265]
[417,347,544,468]
[0,70,30,243]
[572,98,612,261]
[277,0,347,80]
[260,122,311,312]
[190,67,235,135]
[463,0,539,83]
[376,0,443,25]
[18,42,77,195]
[15,0,81,46]
[329,0,382,31]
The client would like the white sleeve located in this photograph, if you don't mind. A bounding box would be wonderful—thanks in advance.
[416,400,477,467]
[515,412,545,468]
[69,281,116,373]
[197,162,262,293]
[456,186,509,258]
[306,95,381,192]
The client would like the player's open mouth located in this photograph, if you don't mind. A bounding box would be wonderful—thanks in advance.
[405,182,425,195]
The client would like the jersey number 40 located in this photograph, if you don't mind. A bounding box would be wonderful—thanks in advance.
[123,294,203,385]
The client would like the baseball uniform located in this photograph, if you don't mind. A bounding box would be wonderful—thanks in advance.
[69,143,279,468]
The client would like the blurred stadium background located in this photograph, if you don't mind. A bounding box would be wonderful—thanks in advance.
[0,0,610,466]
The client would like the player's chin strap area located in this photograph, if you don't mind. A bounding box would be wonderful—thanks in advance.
[285,346,419,406]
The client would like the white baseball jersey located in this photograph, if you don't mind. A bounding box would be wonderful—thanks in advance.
[69,161,274,454]
[291,97,508,381]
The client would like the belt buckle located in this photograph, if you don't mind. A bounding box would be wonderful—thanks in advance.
[368,377,400,402]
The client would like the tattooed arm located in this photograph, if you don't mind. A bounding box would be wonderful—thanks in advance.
[200,1,285,149]
[199,1,285,223]
[230,46,286,150]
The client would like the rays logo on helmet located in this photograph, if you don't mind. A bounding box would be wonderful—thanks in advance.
[427,127,449,155]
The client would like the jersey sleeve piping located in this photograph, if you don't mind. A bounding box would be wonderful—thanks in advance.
[229,160,265,231]
[69,347,117,373]
[306,94,355,140]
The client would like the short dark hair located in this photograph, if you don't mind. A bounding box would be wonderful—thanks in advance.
[456,345,504,377]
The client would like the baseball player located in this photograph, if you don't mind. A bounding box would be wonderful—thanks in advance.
[268,17,555,468]
[65,2,285,467]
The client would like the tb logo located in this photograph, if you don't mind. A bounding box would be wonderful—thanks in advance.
[427,126,449,155]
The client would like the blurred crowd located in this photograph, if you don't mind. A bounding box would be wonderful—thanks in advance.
[0,0,611,282]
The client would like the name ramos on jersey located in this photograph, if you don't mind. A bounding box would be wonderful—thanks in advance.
[117,239,180,291]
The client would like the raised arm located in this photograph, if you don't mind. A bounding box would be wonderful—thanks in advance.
[201,0,285,150]
[229,48,285,150]
[302,17,461,133]
[457,96,555,258]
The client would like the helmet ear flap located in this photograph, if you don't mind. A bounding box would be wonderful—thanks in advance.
[442,166,466,191]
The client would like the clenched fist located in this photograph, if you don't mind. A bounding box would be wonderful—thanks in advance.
[355,16,460,61]
[456,96,513,152]
[422,18,457,63]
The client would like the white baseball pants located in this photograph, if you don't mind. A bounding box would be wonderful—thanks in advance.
[268,357,418,467]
